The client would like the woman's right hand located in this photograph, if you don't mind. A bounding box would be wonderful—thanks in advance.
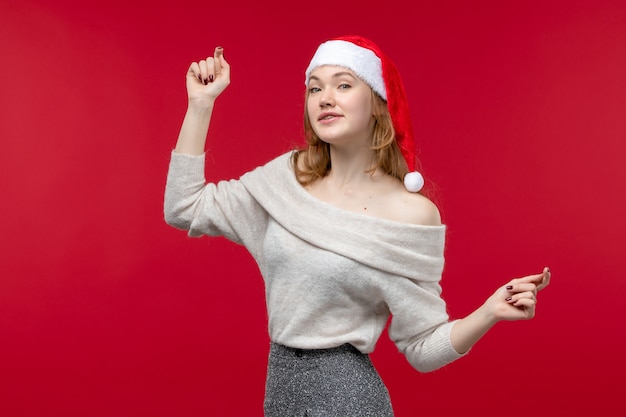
[185,46,231,105]
[173,47,230,155]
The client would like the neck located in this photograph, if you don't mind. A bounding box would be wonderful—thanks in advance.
[326,145,380,189]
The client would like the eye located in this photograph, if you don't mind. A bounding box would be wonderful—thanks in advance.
[309,86,321,93]
[338,83,351,89]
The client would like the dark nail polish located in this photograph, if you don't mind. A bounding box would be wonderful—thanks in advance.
[505,296,513,302]
[203,78,208,85]
[209,75,214,82]
[506,285,513,290]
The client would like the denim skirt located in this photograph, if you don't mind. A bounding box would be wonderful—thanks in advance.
[263,342,394,417]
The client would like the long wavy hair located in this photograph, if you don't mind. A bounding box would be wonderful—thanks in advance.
[292,89,409,187]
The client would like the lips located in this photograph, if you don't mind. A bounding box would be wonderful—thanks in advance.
[318,112,342,122]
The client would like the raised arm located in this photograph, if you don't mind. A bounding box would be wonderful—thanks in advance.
[450,267,552,354]
[174,46,230,155]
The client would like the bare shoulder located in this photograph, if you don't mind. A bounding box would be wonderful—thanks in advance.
[391,188,442,226]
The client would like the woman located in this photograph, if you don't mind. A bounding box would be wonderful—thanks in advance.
[164,35,551,416]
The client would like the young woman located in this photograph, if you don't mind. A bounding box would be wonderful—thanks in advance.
[164,35,551,416]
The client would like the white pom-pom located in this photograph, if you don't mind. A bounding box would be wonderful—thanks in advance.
[403,171,424,192]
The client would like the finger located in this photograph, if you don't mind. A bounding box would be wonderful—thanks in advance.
[199,59,209,84]
[217,48,230,83]
[188,62,201,81]
[514,300,536,319]
[506,290,536,303]
[213,46,223,77]
[537,267,551,291]
[203,55,217,83]
[512,272,545,286]
[506,283,537,295]
[216,46,229,70]
[511,297,536,312]
[505,293,537,320]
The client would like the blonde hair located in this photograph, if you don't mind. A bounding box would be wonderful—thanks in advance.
[292,90,409,187]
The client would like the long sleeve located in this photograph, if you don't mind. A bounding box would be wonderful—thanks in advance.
[163,151,269,258]
[385,278,464,372]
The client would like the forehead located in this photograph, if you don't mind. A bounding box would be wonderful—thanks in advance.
[308,65,358,81]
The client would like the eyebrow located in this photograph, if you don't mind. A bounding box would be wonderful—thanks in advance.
[309,71,358,81]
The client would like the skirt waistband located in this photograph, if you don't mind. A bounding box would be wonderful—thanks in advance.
[270,342,362,358]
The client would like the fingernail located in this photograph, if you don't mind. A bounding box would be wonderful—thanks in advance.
[506,285,513,290]
[505,296,513,302]
[209,75,214,82]
[203,78,208,85]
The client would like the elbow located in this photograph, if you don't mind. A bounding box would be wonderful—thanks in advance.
[164,213,183,230]
[411,361,445,374]
[405,349,464,374]
[163,205,191,231]
[405,353,438,373]
[401,339,462,373]
[163,211,179,228]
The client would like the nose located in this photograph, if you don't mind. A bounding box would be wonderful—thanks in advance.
[319,89,335,107]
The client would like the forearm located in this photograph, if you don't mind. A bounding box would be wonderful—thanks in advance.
[174,100,215,155]
[450,303,499,354]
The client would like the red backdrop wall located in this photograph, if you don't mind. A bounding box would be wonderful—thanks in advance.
[1,0,624,416]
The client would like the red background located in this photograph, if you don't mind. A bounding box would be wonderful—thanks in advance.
[1,0,625,416]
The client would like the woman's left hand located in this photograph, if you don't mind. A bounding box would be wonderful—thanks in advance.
[486,267,551,321]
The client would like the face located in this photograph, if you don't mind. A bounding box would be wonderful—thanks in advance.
[306,65,375,147]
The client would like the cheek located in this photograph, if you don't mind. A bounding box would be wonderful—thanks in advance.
[351,92,374,118]
[356,103,375,125]
[306,98,316,118]
[305,101,320,134]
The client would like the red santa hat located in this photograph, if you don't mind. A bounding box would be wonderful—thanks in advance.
[305,35,424,192]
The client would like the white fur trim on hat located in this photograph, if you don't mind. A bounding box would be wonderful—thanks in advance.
[305,40,386,100]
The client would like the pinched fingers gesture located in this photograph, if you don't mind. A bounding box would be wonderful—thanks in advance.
[185,46,231,103]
